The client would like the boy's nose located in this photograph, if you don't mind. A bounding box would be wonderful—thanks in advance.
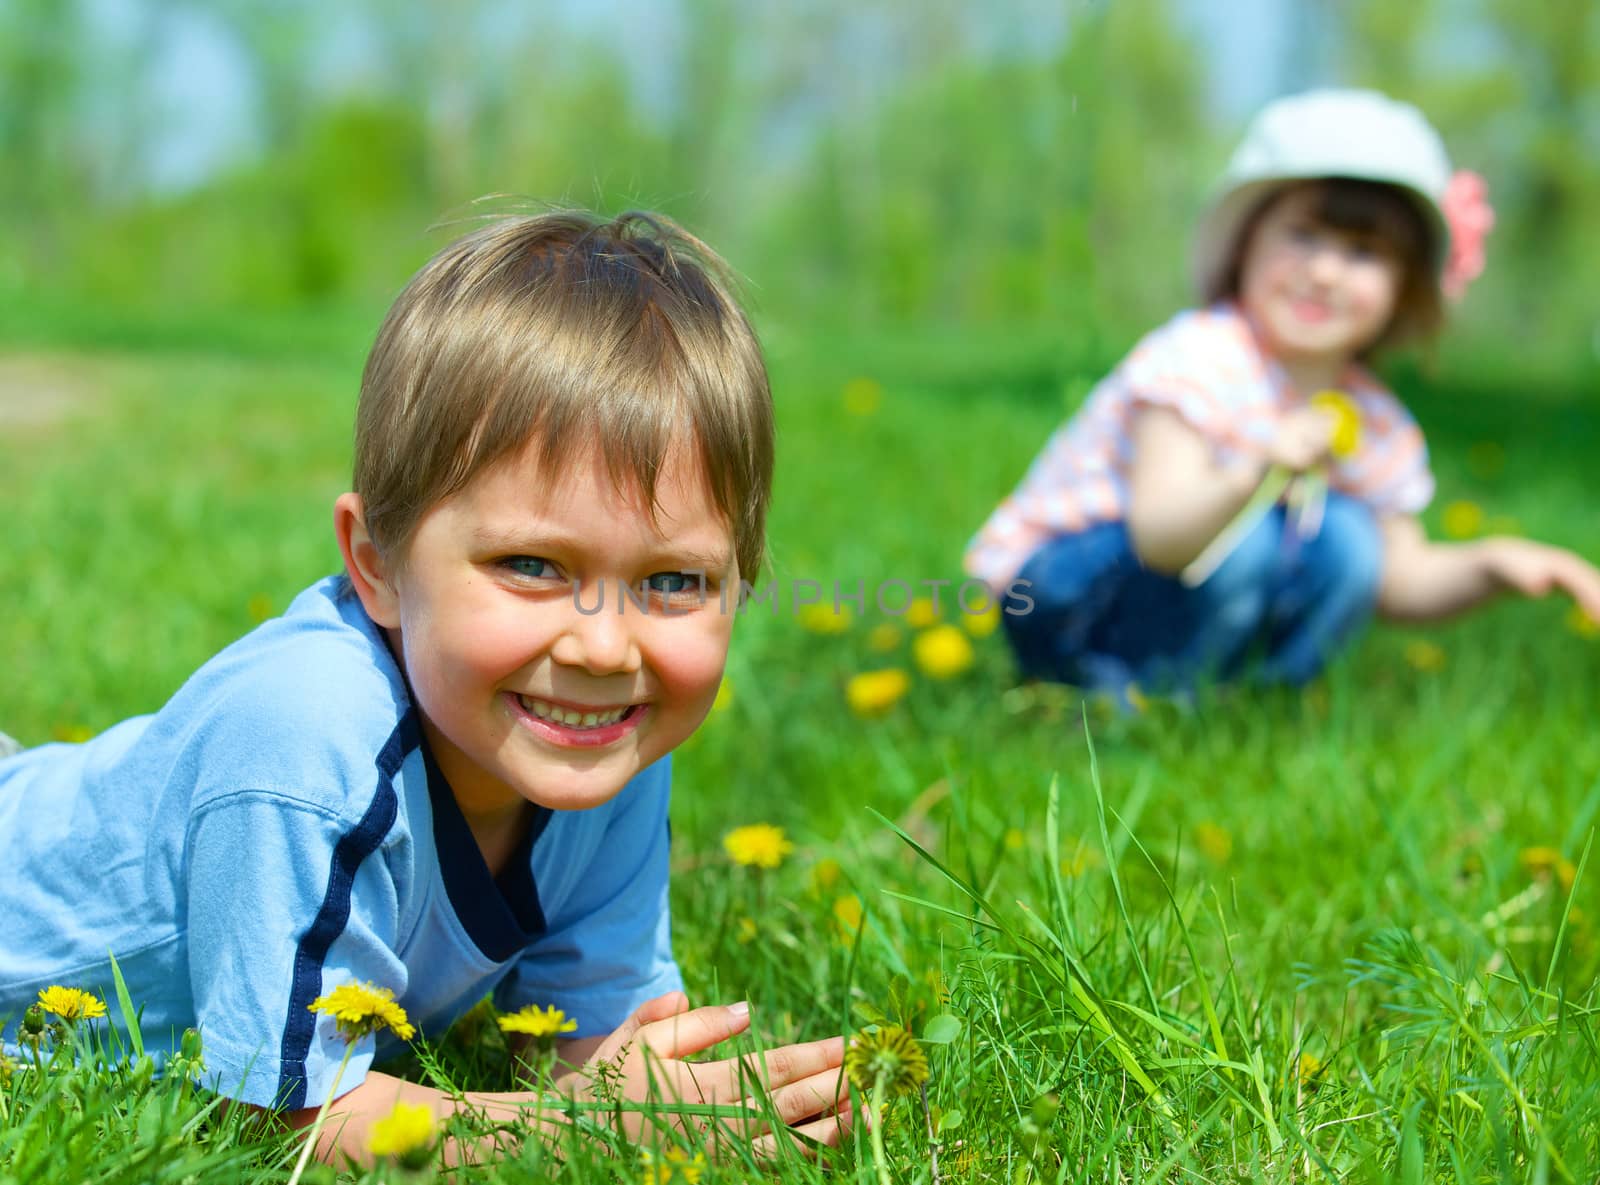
[552,582,644,674]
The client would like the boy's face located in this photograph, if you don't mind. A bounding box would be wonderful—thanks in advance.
[381,436,738,820]
[1239,184,1403,367]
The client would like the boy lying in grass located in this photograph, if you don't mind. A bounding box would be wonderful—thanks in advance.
[0,211,849,1164]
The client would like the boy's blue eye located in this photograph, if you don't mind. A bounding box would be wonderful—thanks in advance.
[644,571,704,595]
[503,556,560,579]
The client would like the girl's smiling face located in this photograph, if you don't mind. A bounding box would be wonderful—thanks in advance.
[1238,183,1404,370]
[353,434,737,820]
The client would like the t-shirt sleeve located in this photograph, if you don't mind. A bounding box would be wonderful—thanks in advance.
[185,790,406,1111]
[1119,311,1267,451]
[1336,391,1436,516]
[495,764,681,1039]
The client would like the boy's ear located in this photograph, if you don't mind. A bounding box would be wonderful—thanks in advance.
[334,492,401,629]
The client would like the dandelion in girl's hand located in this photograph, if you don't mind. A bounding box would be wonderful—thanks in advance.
[308,981,416,1043]
[912,625,974,679]
[723,823,794,869]
[367,1100,437,1168]
[844,1025,928,1099]
[37,986,106,1023]
[639,1145,706,1185]
[847,668,910,716]
[497,1004,578,1042]
[1310,390,1362,459]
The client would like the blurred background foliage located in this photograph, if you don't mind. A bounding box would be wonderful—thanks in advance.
[0,0,1597,373]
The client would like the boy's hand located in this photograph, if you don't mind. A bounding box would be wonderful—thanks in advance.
[560,992,852,1158]
[1481,537,1600,620]
[1262,405,1340,472]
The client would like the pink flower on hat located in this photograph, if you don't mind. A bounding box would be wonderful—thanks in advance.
[1441,169,1493,301]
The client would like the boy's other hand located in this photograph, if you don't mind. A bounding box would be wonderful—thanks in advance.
[1264,405,1340,472]
[1481,537,1600,620]
[561,991,852,1158]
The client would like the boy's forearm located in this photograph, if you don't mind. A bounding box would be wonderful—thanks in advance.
[288,1069,562,1168]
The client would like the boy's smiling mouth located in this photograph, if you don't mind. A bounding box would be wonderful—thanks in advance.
[507,692,646,747]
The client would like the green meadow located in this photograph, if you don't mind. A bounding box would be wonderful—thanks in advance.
[2,299,1598,1182]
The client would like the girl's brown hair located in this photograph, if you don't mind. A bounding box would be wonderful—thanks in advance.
[1206,178,1444,354]
[353,211,774,577]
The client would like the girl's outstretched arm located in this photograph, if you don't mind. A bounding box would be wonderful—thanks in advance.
[1376,514,1600,623]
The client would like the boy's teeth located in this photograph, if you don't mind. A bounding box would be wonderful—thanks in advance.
[518,695,628,729]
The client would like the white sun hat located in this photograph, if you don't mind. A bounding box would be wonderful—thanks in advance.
[1191,88,1454,298]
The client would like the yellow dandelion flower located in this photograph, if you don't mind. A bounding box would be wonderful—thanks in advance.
[710,680,734,715]
[962,601,1001,638]
[50,724,93,744]
[1060,845,1102,877]
[736,916,758,944]
[497,1004,578,1040]
[1441,500,1484,539]
[723,823,795,869]
[367,1100,436,1164]
[1310,390,1362,459]
[846,668,910,716]
[1296,1052,1325,1088]
[842,377,883,417]
[1402,639,1447,672]
[912,625,975,680]
[798,602,853,634]
[1003,828,1026,852]
[905,597,940,629]
[844,1025,929,1098]
[246,593,274,623]
[810,857,843,895]
[867,622,903,652]
[1195,822,1233,864]
[639,1146,706,1185]
[1566,605,1600,641]
[832,894,865,941]
[308,981,416,1043]
[1519,846,1577,893]
[36,986,106,1023]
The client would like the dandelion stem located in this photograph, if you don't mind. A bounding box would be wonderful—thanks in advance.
[868,1076,892,1185]
[285,1041,356,1185]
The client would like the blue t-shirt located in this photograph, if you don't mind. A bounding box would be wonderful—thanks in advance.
[0,576,681,1109]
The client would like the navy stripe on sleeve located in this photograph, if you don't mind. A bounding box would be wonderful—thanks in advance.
[274,713,415,1109]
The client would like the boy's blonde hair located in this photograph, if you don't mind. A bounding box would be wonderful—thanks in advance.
[353,210,773,577]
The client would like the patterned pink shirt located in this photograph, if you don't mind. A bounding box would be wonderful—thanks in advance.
[964,302,1434,591]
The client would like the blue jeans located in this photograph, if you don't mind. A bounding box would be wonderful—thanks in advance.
[1002,492,1382,693]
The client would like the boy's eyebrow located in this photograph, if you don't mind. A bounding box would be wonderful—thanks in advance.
[469,525,734,572]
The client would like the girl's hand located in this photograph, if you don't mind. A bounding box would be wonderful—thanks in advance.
[1481,537,1600,620]
[560,992,852,1158]
[1263,405,1341,472]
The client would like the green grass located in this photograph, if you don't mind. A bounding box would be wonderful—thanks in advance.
[3,313,1599,1182]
